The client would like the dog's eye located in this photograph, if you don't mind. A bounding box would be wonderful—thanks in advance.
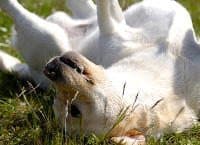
[70,104,81,118]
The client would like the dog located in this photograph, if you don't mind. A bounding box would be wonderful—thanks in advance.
[0,0,200,144]
[43,0,200,144]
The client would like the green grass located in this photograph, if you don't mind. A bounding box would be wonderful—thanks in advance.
[0,0,200,145]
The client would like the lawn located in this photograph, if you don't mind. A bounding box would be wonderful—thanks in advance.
[0,0,200,145]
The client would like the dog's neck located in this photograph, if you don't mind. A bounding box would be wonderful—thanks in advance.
[104,64,197,137]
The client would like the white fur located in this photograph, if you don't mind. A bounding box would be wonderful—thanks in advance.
[80,0,196,67]
[79,0,145,67]
[50,0,200,144]
[66,0,96,19]
[46,11,96,49]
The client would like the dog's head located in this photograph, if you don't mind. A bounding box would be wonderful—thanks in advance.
[44,51,124,135]
[44,51,146,144]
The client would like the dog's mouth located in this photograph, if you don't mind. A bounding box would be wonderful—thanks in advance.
[59,56,85,75]
[43,51,92,84]
[44,57,84,81]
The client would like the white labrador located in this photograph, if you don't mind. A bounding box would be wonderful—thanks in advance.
[43,0,200,144]
[0,0,199,144]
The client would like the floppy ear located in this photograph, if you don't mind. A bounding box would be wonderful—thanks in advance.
[0,50,31,79]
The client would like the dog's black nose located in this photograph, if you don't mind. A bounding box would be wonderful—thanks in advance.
[43,57,61,81]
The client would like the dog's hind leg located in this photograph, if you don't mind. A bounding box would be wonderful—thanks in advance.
[109,0,125,24]
[67,0,96,19]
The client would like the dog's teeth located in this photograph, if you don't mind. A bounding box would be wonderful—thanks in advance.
[49,71,56,78]
[76,65,84,74]
[79,66,84,74]
[51,72,56,75]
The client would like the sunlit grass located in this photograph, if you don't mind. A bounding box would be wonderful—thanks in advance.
[0,0,200,145]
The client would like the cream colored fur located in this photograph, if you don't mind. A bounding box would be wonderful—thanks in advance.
[44,0,200,145]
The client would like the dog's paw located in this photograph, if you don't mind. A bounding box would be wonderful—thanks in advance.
[111,135,145,145]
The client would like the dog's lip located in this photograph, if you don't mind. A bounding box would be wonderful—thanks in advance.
[44,56,85,81]
[59,57,94,84]
[59,56,84,74]
[44,55,93,85]
[59,56,94,85]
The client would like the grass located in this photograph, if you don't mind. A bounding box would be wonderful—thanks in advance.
[0,0,200,145]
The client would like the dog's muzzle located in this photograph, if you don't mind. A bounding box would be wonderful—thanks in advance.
[44,52,86,81]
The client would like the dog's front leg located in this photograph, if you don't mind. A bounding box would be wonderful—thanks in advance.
[0,50,31,79]
[111,135,146,145]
